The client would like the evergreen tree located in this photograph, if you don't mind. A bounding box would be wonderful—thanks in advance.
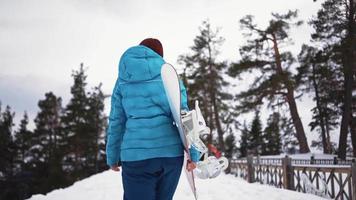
[297,45,339,153]
[178,20,234,152]
[86,83,108,173]
[263,112,282,155]
[61,63,107,179]
[13,112,33,199]
[14,112,32,170]
[0,104,17,199]
[346,133,354,156]
[32,92,65,193]
[310,0,356,159]
[229,10,310,153]
[338,0,356,158]
[239,122,249,158]
[0,105,16,177]
[280,116,299,154]
[0,64,109,198]
[224,132,237,173]
[61,64,91,180]
[224,133,237,159]
[248,111,263,155]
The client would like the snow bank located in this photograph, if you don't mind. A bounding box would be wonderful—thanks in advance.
[29,170,327,200]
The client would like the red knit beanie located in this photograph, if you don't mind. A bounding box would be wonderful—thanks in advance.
[139,38,164,57]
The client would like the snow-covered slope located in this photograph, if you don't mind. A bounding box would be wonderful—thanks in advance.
[29,170,326,200]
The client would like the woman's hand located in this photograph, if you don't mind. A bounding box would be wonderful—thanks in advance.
[111,164,121,172]
[186,161,196,172]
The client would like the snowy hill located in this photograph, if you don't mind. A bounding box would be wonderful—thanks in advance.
[29,170,327,200]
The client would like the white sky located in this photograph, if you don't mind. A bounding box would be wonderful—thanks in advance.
[0,0,330,148]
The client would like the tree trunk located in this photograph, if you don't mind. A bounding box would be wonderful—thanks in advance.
[352,0,356,158]
[206,42,219,148]
[325,123,333,153]
[352,52,356,158]
[311,63,331,153]
[338,72,353,159]
[204,89,214,145]
[352,64,356,157]
[271,33,310,153]
[351,116,356,157]
[212,92,225,152]
[338,0,355,159]
[285,89,310,153]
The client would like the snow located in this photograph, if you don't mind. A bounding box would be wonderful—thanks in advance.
[260,153,336,159]
[292,164,352,168]
[258,153,355,160]
[29,170,327,200]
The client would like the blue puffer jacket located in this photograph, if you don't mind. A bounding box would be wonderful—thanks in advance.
[106,45,189,167]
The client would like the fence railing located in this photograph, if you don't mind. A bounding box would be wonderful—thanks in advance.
[230,156,356,200]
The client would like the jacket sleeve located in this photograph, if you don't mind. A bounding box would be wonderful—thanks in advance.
[179,80,189,111]
[106,79,126,167]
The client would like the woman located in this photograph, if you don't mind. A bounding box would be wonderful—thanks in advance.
[106,38,189,200]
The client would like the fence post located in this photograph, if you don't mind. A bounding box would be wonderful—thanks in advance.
[282,155,294,190]
[352,162,356,200]
[247,155,255,183]
[310,154,315,164]
[333,157,338,165]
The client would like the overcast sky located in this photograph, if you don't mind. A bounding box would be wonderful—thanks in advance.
[0,0,328,147]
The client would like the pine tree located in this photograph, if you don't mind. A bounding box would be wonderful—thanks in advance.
[0,105,16,178]
[297,45,339,153]
[32,92,65,193]
[13,112,33,199]
[310,0,356,158]
[61,63,107,180]
[229,10,310,153]
[0,104,17,200]
[248,111,263,155]
[338,0,356,158]
[346,133,353,156]
[239,122,249,158]
[61,64,91,180]
[86,83,108,173]
[224,132,237,173]
[14,112,32,170]
[280,116,299,154]
[178,20,234,152]
[263,112,282,155]
[224,133,237,159]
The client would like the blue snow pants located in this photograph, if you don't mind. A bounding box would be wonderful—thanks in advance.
[121,156,184,200]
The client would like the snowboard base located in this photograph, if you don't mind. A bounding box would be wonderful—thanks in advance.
[161,63,197,199]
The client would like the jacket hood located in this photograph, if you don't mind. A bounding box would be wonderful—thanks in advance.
[118,45,165,82]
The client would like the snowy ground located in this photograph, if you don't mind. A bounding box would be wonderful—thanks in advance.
[29,170,327,200]
[260,153,338,159]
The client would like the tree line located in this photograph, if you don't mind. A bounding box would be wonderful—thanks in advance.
[179,0,355,159]
[0,64,108,200]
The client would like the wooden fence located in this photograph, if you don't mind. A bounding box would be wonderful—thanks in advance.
[230,156,356,200]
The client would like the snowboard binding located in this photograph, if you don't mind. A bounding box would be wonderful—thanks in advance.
[181,100,209,154]
[181,100,229,179]
[194,156,229,179]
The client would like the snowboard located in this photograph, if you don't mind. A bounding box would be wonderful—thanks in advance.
[161,63,198,200]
